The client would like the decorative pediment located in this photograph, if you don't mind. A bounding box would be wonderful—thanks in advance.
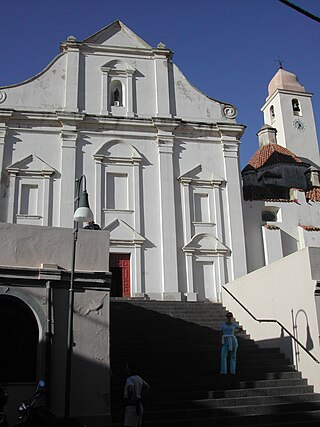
[104,219,145,245]
[101,59,135,74]
[84,20,151,49]
[183,233,230,256]
[94,140,142,163]
[178,164,224,185]
[6,155,55,176]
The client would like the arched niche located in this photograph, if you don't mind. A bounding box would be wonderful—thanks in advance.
[101,59,135,117]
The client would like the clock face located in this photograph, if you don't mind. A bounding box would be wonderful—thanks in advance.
[293,119,306,132]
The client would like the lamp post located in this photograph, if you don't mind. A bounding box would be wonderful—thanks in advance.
[64,175,94,418]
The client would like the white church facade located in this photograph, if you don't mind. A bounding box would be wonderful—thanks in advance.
[1,20,320,303]
[0,20,247,302]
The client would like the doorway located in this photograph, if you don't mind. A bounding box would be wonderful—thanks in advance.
[0,295,38,382]
[110,254,131,297]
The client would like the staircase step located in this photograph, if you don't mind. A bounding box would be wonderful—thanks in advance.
[112,410,320,426]
[110,300,317,427]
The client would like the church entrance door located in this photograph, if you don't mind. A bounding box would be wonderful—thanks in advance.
[110,254,131,297]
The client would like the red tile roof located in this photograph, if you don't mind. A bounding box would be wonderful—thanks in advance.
[248,144,302,169]
[305,187,320,202]
[299,225,320,231]
[263,224,280,230]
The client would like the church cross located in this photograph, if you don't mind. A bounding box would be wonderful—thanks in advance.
[275,56,284,69]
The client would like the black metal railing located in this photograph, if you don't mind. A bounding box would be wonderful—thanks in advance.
[222,285,319,364]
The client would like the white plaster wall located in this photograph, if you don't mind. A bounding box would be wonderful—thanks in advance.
[244,191,320,272]
[70,289,110,422]
[0,54,66,110]
[243,201,266,272]
[222,247,320,392]
[173,65,227,122]
[263,91,320,165]
[0,222,110,271]
[3,129,61,170]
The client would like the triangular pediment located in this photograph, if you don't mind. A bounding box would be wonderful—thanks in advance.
[83,20,151,49]
[104,219,145,245]
[6,154,55,176]
[179,164,224,185]
[183,233,230,255]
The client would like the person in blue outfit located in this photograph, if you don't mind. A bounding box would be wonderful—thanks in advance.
[220,312,243,375]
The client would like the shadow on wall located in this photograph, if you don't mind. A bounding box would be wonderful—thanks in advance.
[4,352,110,427]
[0,290,110,427]
[255,335,294,364]
[281,230,298,257]
[292,308,314,370]
[254,309,314,368]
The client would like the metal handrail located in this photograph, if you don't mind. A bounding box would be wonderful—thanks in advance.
[222,285,320,364]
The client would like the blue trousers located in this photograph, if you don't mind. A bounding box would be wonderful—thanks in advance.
[220,337,238,374]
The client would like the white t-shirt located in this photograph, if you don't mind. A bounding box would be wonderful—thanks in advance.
[124,375,149,404]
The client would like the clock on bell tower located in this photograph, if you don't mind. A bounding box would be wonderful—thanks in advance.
[261,67,320,165]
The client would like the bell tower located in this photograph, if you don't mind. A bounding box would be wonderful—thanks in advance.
[261,67,320,165]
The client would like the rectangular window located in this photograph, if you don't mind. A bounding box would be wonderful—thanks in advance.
[106,173,128,210]
[20,184,38,215]
[194,193,210,222]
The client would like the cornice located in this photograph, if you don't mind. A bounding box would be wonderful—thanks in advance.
[0,110,246,142]
[0,264,110,288]
[216,122,246,139]
[0,109,14,121]
[152,117,182,134]
[82,43,155,58]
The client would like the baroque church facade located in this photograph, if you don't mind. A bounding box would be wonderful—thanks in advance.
[0,20,320,302]
[0,20,247,302]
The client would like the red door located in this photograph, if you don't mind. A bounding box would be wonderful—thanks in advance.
[109,254,131,297]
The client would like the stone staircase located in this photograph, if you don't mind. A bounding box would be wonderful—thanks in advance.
[110,300,320,426]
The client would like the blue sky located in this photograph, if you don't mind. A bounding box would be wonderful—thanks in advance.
[0,0,319,167]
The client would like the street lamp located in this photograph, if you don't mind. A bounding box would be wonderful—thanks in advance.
[64,175,94,418]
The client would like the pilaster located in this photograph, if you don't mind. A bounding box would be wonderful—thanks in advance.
[42,172,53,226]
[157,135,179,295]
[63,40,81,112]
[126,70,135,118]
[213,183,223,242]
[94,156,103,227]
[101,68,110,115]
[221,133,247,280]
[180,179,192,244]
[153,119,180,296]
[153,51,171,118]
[7,171,18,223]
[0,110,13,179]
[185,252,194,296]
[133,160,141,232]
[133,246,143,295]
[59,129,78,227]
